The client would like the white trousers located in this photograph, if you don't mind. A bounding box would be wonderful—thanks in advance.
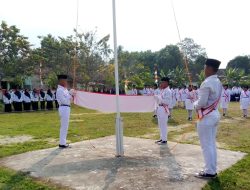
[157,107,169,141]
[197,110,220,175]
[59,106,71,145]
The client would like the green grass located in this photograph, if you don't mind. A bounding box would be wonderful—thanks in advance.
[0,102,249,189]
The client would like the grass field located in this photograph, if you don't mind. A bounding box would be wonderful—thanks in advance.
[0,102,249,190]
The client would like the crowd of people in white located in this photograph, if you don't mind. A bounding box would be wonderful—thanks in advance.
[1,85,250,118]
[1,88,58,112]
[128,84,250,119]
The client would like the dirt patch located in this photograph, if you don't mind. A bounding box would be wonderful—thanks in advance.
[0,135,33,145]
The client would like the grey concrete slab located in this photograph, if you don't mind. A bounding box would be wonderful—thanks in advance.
[0,136,246,190]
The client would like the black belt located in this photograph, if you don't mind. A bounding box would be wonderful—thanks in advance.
[60,104,71,107]
[159,104,168,106]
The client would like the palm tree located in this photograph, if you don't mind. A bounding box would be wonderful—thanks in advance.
[225,68,245,86]
[196,70,205,86]
[161,66,187,86]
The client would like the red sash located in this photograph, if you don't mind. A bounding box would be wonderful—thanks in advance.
[197,97,220,120]
[224,91,229,102]
[159,90,170,114]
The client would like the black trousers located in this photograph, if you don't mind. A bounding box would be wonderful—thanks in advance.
[32,102,39,111]
[14,102,22,111]
[4,104,12,112]
[23,102,31,111]
[40,101,45,110]
[46,101,53,110]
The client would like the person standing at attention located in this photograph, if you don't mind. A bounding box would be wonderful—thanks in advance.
[194,58,222,178]
[240,85,250,118]
[56,75,75,148]
[155,77,172,145]
[220,84,231,116]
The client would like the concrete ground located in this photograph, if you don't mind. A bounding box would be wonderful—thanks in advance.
[0,136,246,190]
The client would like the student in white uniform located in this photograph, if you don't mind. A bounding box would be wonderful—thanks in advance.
[181,86,187,108]
[240,86,250,118]
[2,89,12,112]
[45,89,54,110]
[185,85,195,121]
[39,89,46,110]
[177,87,182,108]
[155,77,172,145]
[31,89,39,111]
[56,75,75,148]
[220,84,231,116]
[131,85,138,95]
[22,89,31,111]
[168,85,175,119]
[194,58,222,178]
[153,83,161,118]
[12,88,23,112]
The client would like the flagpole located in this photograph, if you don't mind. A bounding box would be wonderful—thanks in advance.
[112,0,124,157]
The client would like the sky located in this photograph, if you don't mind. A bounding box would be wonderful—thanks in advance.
[1,0,250,68]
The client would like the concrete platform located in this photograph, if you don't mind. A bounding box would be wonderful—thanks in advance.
[0,136,246,190]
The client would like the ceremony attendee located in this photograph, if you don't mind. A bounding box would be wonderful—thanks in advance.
[168,85,175,119]
[12,87,23,111]
[56,74,74,148]
[45,89,54,110]
[22,89,31,111]
[177,87,182,108]
[194,58,222,178]
[155,77,172,145]
[39,89,46,110]
[31,88,39,111]
[54,89,59,109]
[153,83,161,118]
[185,85,195,121]
[142,85,150,96]
[220,84,231,116]
[131,85,138,95]
[181,86,187,108]
[2,89,12,112]
[240,86,250,118]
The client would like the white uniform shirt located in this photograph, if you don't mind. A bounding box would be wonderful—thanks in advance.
[154,88,161,96]
[56,85,72,106]
[45,93,54,101]
[22,92,31,103]
[240,90,250,107]
[31,92,39,102]
[12,91,23,102]
[3,94,12,104]
[39,93,46,101]
[157,87,172,106]
[131,88,138,95]
[194,75,222,110]
[221,89,231,102]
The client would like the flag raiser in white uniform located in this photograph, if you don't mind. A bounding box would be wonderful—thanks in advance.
[194,73,222,176]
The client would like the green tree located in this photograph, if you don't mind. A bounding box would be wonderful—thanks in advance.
[0,21,32,83]
[227,56,250,74]
[224,68,245,86]
[161,66,187,87]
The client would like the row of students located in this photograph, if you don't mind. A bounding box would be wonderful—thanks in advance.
[2,88,58,112]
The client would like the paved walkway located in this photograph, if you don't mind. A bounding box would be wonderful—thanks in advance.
[0,136,246,190]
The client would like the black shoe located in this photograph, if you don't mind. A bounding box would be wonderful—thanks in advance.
[158,141,167,145]
[153,115,157,118]
[155,139,162,143]
[168,115,171,119]
[223,113,226,117]
[59,144,70,149]
[195,171,217,179]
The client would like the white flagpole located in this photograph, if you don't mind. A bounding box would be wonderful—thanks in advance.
[112,0,124,157]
